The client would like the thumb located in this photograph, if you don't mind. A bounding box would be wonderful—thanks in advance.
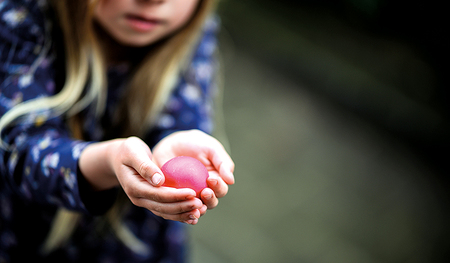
[123,137,165,186]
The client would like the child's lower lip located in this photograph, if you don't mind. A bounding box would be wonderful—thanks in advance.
[126,16,159,32]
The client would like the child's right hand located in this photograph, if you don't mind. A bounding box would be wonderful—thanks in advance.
[114,137,206,224]
[79,136,204,224]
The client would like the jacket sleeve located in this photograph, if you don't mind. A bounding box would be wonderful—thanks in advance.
[145,17,221,147]
[0,0,114,215]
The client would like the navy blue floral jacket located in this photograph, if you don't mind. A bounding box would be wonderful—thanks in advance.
[0,0,219,262]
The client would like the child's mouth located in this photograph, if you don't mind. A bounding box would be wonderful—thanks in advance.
[125,15,160,32]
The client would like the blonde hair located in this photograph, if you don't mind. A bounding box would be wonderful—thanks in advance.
[0,0,216,143]
[0,0,104,149]
[0,0,217,255]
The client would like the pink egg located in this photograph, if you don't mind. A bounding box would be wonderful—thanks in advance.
[161,156,209,197]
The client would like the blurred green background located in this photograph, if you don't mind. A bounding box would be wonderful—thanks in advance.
[189,1,449,262]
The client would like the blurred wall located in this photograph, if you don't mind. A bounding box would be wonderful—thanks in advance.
[217,0,449,178]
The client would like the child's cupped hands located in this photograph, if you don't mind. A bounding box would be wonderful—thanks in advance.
[111,130,234,225]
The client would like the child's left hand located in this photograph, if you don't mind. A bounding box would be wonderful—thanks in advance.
[152,129,235,219]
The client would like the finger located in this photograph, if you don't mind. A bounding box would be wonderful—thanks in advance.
[209,145,235,185]
[138,161,165,187]
[122,137,165,186]
[183,209,201,225]
[156,209,201,224]
[184,219,199,225]
[219,161,235,185]
[136,197,203,216]
[207,173,229,198]
[139,185,197,203]
[153,206,202,223]
[198,204,208,217]
[200,188,219,209]
[120,168,197,203]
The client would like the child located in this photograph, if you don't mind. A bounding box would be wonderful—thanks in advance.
[0,0,235,262]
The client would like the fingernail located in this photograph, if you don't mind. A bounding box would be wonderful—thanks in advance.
[189,214,197,220]
[152,173,163,185]
[209,179,218,187]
